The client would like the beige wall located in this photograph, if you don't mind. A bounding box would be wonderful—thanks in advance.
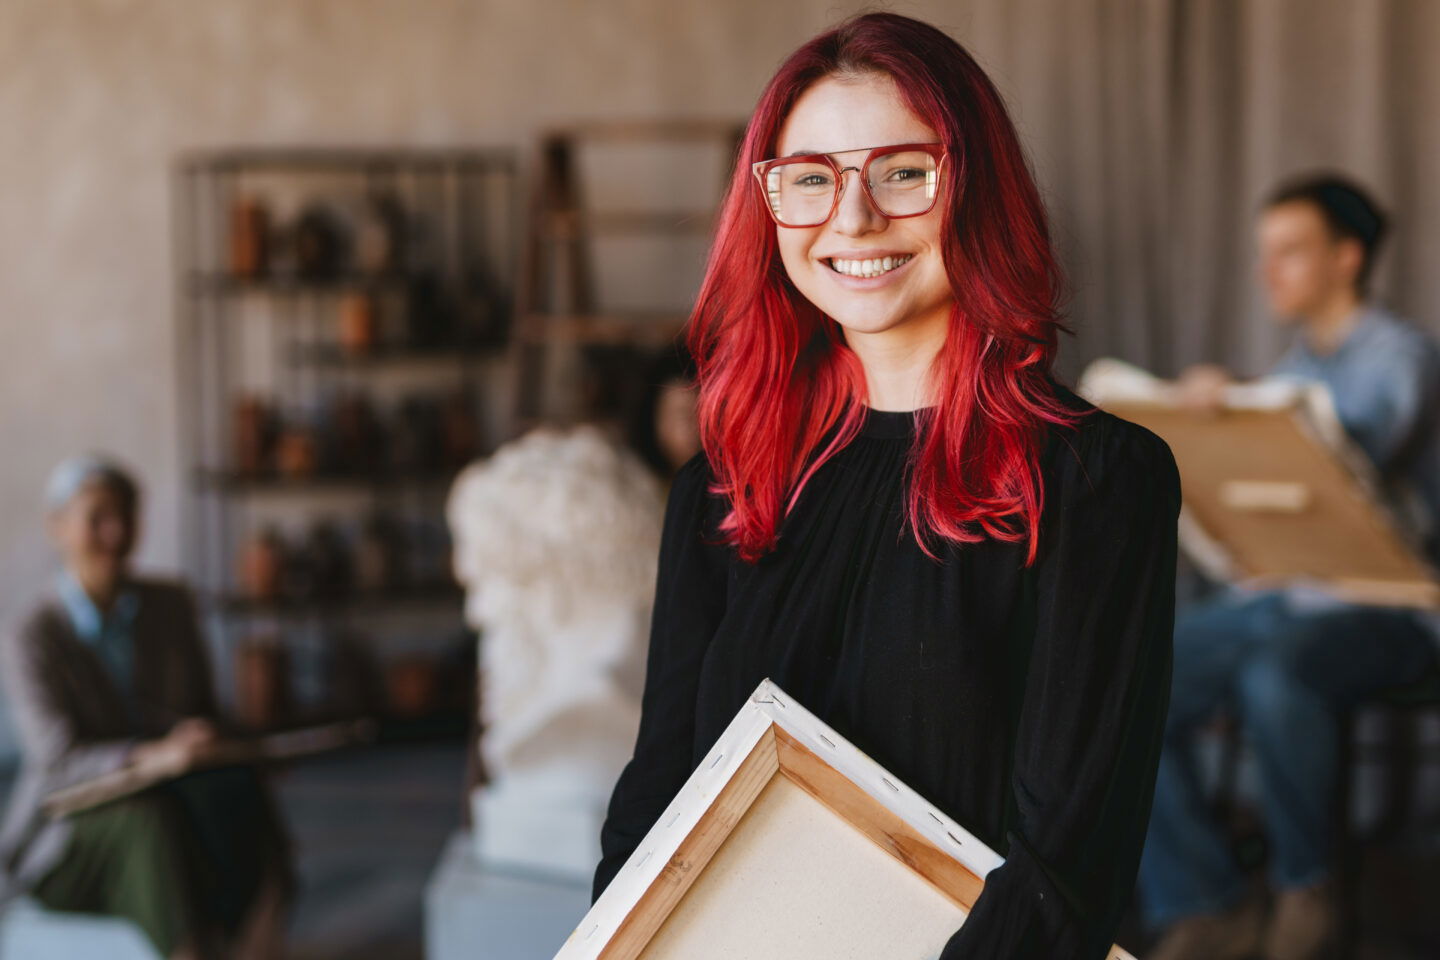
[0,1,978,751]
[3,0,1438,727]
[0,0,888,633]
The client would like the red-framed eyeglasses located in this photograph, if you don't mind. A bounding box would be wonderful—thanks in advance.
[751,142,947,228]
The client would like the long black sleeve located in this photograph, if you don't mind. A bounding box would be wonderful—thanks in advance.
[591,453,729,903]
[941,418,1180,958]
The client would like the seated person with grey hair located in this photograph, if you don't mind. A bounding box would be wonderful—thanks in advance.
[0,455,293,960]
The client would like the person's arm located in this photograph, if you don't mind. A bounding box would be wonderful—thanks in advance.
[0,614,138,790]
[1330,338,1440,473]
[591,453,729,904]
[172,584,222,721]
[941,417,1180,959]
[122,584,224,748]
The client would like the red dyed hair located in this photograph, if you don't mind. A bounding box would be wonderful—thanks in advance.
[689,12,1084,564]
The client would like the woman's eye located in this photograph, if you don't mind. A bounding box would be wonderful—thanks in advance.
[794,173,832,188]
[885,167,926,183]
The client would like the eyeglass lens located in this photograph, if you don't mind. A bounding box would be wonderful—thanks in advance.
[762,150,939,227]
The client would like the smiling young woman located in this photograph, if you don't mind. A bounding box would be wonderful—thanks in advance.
[593,13,1181,959]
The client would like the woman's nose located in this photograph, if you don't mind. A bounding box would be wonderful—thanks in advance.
[830,168,884,235]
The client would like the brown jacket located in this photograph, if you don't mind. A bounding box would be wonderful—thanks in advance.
[0,577,219,897]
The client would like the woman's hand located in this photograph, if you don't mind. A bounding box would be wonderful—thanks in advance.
[130,717,220,776]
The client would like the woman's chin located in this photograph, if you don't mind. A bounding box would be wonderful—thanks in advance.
[829,308,913,339]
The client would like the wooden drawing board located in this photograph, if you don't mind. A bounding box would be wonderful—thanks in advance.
[554,679,1136,960]
[1081,359,1439,609]
[43,720,374,818]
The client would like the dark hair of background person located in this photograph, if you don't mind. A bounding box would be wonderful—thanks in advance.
[627,342,698,479]
[95,470,139,513]
[1264,173,1389,295]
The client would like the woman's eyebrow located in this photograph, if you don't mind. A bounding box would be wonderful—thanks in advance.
[784,143,893,157]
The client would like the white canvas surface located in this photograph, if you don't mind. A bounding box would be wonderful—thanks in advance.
[637,775,966,960]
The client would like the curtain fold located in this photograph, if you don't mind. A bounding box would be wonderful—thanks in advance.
[939,0,1435,380]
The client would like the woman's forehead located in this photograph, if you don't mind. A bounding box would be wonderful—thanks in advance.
[777,73,937,157]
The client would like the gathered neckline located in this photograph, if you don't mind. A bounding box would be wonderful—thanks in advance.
[859,405,933,439]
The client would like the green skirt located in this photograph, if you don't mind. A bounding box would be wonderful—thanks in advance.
[31,766,292,955]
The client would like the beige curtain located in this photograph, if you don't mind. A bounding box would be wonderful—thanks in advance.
[930,0,1440,380]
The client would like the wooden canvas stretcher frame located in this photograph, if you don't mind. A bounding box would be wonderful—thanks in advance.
[554,679,1136,960]
[1080,359,1440,610]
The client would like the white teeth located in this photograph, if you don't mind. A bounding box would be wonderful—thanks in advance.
[829,254,912,278]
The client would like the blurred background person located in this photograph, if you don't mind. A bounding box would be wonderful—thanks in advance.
[626,343,701,484]
[1141,177,1440,960]
[0,455,293,960]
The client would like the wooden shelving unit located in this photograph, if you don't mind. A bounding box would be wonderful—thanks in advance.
[174,147,517,731]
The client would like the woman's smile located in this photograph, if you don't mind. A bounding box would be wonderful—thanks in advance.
[823,251,916,284]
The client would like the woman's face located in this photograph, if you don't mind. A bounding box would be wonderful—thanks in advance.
[773,72,953,344]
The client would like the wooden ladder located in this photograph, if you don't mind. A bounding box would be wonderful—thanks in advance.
[510,119,744,425]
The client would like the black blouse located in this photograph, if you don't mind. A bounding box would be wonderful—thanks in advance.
[592,387,1181,959]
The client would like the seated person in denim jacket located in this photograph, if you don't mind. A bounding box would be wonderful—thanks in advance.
[1141,175,1440,960]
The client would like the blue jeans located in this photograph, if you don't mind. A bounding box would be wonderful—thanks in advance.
[1138,589,1436,929]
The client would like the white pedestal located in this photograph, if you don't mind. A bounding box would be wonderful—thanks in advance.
[472,783,604,881]
[425,831,592,960]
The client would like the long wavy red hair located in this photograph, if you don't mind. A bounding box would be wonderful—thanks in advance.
[689,12,1084,564]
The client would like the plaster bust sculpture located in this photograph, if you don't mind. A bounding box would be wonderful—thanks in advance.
[447,425,663,877]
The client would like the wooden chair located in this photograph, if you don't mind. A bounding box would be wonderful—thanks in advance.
[1211,665,1440,959]
[1332,666,1440,957]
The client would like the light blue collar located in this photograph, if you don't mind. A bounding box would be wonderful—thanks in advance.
[55,570,139,643]
[1297,303,1386,361]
